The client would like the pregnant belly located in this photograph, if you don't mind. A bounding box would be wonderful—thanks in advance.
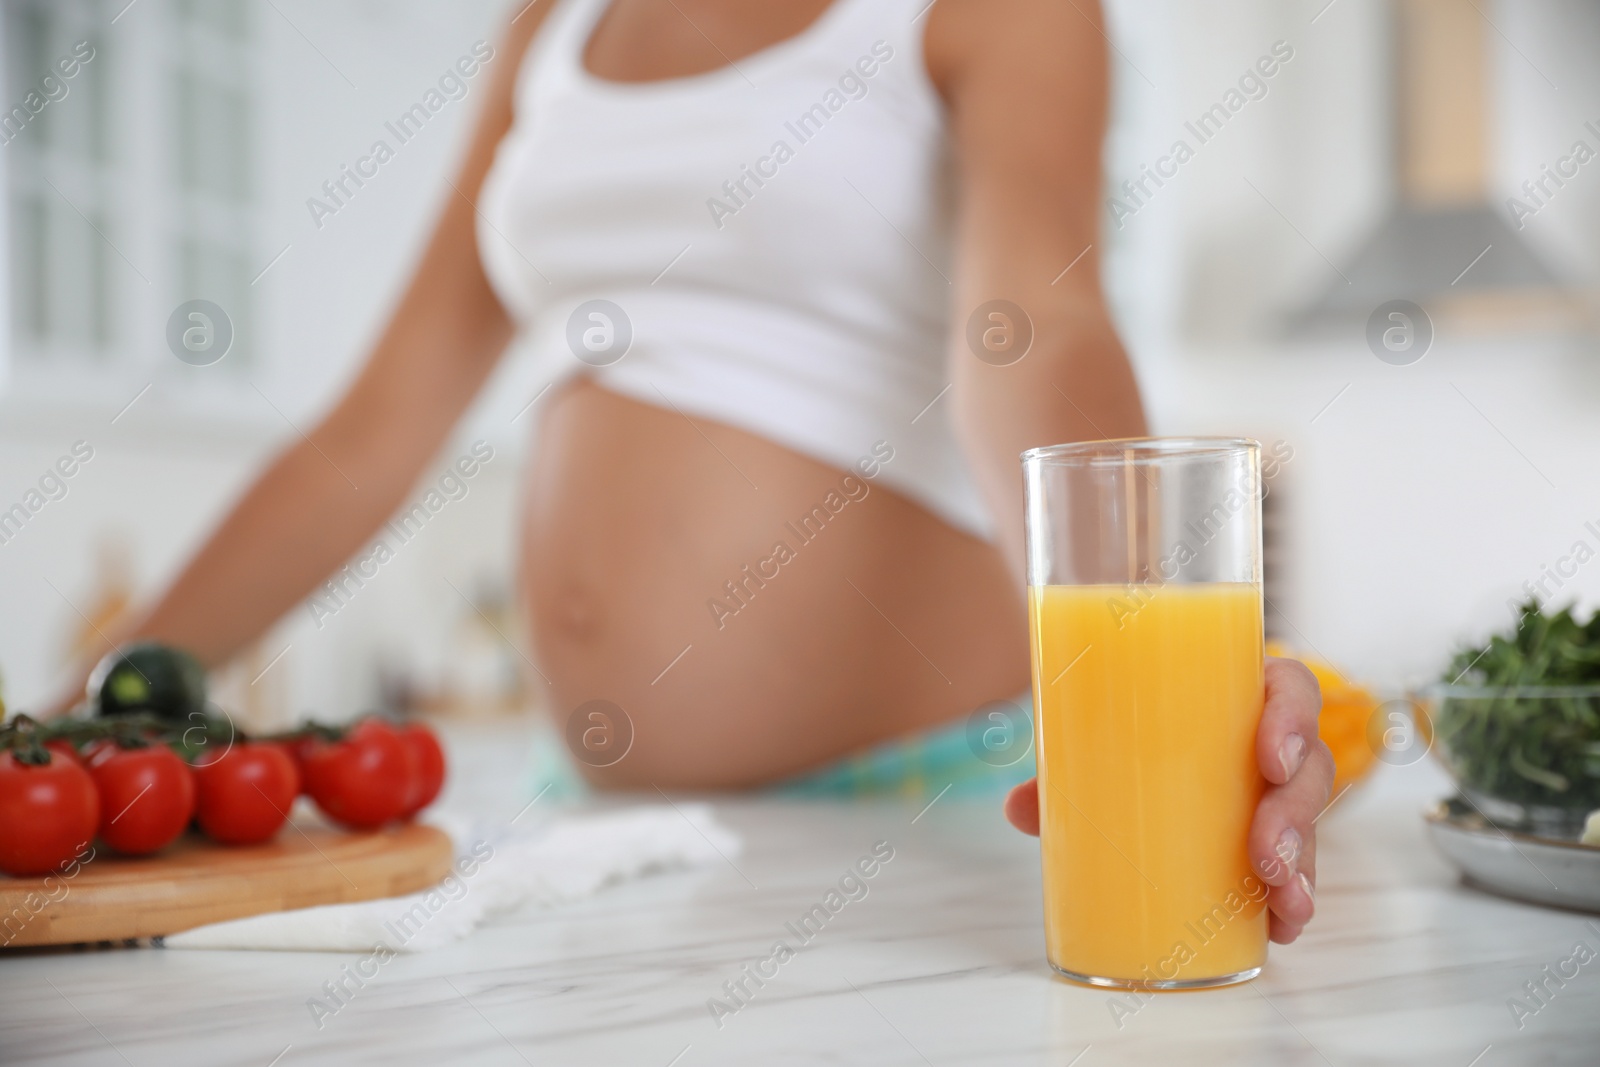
[519,379,1028,788]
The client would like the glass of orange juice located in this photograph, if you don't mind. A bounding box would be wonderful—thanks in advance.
[1021,437,1268,989]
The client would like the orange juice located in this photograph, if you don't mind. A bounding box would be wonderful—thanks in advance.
[1029,581,1268,987]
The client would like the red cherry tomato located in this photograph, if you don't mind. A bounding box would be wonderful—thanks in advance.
[281,735,321,796]
[193,743,299,845]
[0,750,99,876]
[87,744,196,855]
[396,723,446,817]
[302,718,412,829]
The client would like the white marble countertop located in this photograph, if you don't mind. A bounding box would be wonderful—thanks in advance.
[3,721,1597,1066]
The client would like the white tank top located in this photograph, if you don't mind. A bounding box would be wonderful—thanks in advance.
[478,0,994,540]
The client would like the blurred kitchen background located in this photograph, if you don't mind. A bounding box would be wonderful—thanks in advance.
[0,0,1596,726]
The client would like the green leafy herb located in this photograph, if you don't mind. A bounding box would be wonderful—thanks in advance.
[1437,600,1600,808]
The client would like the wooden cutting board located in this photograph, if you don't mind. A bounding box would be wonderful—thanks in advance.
[0,823,452,948]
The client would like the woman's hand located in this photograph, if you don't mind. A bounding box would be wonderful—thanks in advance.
[1002,656,1334,945]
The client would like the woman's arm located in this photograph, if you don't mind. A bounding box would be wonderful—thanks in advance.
[928,0,1147,589]
[930,0,1330,945]
[46,9,552,710]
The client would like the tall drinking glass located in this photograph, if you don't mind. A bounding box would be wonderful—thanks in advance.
[1021,437,1267,989]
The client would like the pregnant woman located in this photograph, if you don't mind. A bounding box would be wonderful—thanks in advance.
[72,0,1330,942]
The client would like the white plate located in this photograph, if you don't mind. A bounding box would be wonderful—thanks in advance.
[1425,797,1600,913]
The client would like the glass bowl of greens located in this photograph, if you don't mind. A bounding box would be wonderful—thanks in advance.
[1426,601,1600,840]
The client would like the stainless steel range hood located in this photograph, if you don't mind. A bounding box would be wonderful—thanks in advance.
[1296,0,1577,329]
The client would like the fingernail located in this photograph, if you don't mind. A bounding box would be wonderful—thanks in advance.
[1297,872,1316,908]
[1276,827,1302,872]
[1279,733,1307,781]
[1260,827,1300,883]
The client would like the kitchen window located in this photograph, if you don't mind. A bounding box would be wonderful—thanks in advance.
[3,0,257,388]
[5,0,113,362]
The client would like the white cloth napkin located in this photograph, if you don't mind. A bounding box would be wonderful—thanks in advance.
[163,803,740,952]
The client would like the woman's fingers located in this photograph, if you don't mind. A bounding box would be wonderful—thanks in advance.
[1269,893,1313,944]
[1266,830,1318,944]
[1252,656,1333,943]
[1251,656,1328,889]
[1251,747,1334,941]
[1257,657,1323,787]
[1004,778,1040,836]
[1264,809,1318,941]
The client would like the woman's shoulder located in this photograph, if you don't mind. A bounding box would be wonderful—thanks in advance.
[922,0,1109,103]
